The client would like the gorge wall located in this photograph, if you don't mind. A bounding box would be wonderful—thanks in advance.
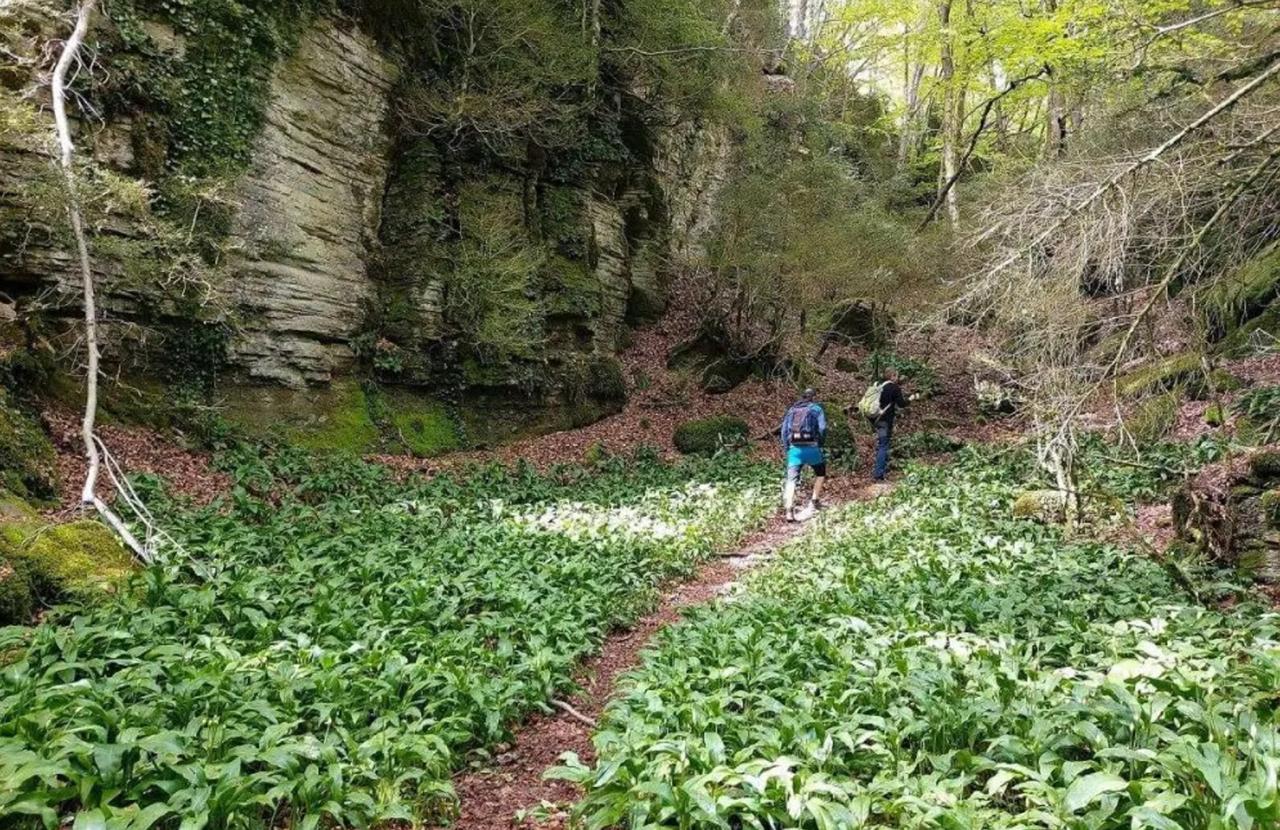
[0,2,735,449]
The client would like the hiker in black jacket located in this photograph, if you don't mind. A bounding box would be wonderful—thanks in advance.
[871,368,909,481]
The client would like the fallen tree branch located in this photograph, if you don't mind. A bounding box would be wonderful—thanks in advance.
[1105,135,1280,377]
[51,0,151,564]
[983,56,1280,281]
[551,699,597,728]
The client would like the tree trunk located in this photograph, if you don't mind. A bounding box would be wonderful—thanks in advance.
[937,0,961,226]
[898,58,926,170]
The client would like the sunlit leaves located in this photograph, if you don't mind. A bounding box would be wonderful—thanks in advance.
[569,448,1280,829]
[0,450,774,826]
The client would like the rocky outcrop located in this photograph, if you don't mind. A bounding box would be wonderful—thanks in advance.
[1173,450,1280,583]
[2,5,731,414]
[225,23,398,387]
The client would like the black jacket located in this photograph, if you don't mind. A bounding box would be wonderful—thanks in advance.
[878,381,908,420]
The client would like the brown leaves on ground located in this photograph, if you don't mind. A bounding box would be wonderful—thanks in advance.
[41,407,228,516]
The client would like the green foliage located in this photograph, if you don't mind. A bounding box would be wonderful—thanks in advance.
[0,451,774,825]
[674,416,751,455]
[897,430,964,458]
[1233,385,1280,438]
[1199,242,1280,339]
[823,409,858,469]
[387,402,461,458]
[446,184,547,364]
[864,351,938,396]
[559,448,1276,829]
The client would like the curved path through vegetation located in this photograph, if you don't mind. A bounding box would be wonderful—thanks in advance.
[449,495,882,830]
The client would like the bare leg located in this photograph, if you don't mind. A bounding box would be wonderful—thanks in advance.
[811,476,825,506]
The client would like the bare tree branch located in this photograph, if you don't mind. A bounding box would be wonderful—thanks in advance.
[51,0,149,563]
[982,56,1280,281]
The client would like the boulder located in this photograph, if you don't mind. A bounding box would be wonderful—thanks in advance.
[824,301,894,348]
[673,416,750,455]
[1172,451,1280,584]
[1012,490,1067,523]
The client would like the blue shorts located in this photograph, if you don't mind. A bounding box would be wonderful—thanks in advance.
[786,445,826,482]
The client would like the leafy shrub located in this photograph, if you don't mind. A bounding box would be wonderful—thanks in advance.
[823,409,858,469]
[673,416,751,455]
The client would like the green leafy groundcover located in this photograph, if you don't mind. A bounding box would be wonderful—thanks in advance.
[0,448,774,828]
[558,449,1280,830]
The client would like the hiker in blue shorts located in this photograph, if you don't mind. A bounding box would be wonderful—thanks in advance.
[780,388,827,522]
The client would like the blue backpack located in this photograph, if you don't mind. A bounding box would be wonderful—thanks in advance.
[787,403,821,446]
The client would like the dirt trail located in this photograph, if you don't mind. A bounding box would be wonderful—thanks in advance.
[448,483,887,830]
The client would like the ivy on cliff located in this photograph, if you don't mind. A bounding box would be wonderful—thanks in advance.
[102,0,338,177]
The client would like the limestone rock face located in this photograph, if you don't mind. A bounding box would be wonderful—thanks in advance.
[225,23,399,387]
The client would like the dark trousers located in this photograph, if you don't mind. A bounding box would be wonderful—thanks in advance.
[873,416,894,480]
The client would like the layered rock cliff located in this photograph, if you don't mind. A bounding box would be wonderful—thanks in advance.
[0,3,735,446]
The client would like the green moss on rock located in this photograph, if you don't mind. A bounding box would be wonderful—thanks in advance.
[0,517,133,624]
[1259,489,1280,527]
[0,562,34,626]
[1200,242,1280,339]
[222,382,381,454]
[1116,353,1202,400]
[1126,391,1180,442]
[383,394,461,458]
[1011,490,1066,523]
[1250,450,1280,481]
[673,416,750,455]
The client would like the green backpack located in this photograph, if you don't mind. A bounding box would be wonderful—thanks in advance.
[858,382,888,420]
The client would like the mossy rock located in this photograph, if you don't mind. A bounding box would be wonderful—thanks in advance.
[586,355,627,403]
[1260,489,1280,527]
[384,398,461,458]
[699,357,755,395]
[1126,391,1180,443]
[1250,451,1280,481]
[1219,305,1280,358]
[0,517,133,624]
[0,561,34,625]
[1012,490,1067,523]
[1115,353,1202,400]
[825,301,894,348]
[1200,242,1280,340]
[834,356,859,374]
[1205,404,1225,427]
[222,381,381,454]
[0,388,57,503]
[673,416,750,456]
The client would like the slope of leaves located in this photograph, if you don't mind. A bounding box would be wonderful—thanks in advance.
[0,449,774,828]
[561,449,1280,829]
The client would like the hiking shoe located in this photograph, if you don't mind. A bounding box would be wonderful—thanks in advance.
[784,509,796,523]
